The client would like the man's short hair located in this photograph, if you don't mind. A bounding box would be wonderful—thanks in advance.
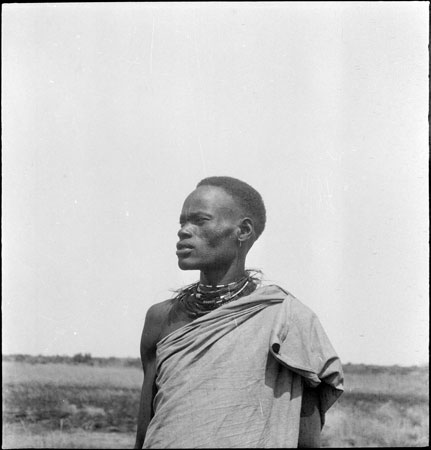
[196,176,266,240]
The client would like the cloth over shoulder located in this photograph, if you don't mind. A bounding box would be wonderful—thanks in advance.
[269,286,344,415]
[143,284,344,449]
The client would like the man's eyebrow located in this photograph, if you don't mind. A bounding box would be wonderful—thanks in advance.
[179,211,213,221]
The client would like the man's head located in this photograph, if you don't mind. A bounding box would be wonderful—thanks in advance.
[176,176,266,273]
[196,177,266,240]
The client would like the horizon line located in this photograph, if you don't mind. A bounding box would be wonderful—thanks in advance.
[2,353,428,369]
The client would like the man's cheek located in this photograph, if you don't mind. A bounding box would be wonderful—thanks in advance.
[205,227,236,248]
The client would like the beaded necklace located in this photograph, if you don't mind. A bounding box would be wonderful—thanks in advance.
[178,273,257,318]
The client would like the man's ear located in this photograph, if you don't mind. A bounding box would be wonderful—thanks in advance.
[238,217,254,243]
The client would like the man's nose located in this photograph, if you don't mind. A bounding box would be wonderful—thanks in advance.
[177,223,193,239]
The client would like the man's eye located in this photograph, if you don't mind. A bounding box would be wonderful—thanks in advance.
[195,218,208,224]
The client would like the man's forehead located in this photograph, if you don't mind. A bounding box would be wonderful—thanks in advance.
[181,186,238,212]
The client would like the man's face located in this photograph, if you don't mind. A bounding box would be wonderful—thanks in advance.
[176,186,242,271]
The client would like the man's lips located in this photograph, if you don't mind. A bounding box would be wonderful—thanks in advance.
[176,242,194,256]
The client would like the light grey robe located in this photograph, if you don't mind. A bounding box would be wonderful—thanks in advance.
[143,285,344,448]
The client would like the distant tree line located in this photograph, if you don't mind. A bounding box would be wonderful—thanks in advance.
[2,353,141,368]
[342,362,428,376]
[2,354,427,374]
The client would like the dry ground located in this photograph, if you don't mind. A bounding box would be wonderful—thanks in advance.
[2,359,429,448]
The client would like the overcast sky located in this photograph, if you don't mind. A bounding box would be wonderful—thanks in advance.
[2,2,428,366]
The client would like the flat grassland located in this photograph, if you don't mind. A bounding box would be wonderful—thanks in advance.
[2,357,429,448]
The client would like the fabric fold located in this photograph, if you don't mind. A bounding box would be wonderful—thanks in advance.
[269,289,344,414]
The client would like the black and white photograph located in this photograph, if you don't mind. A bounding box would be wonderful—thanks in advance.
[2,2,429,448]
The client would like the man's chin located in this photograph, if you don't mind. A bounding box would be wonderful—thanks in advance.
[177,259,199,271]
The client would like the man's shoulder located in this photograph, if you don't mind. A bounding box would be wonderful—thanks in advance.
[257,283,299,304]
[262,284,318,319]
[141,297,178,354]
[146,297,177,322]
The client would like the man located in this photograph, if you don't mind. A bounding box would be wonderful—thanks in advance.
[134,176,343,449]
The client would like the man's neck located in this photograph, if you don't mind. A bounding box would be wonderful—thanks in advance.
[200,265,246,287]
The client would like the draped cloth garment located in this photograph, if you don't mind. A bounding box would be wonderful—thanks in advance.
[143,285,344,449]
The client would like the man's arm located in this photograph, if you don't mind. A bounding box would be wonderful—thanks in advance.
[298,385,322,448]
[134,305,162,449]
